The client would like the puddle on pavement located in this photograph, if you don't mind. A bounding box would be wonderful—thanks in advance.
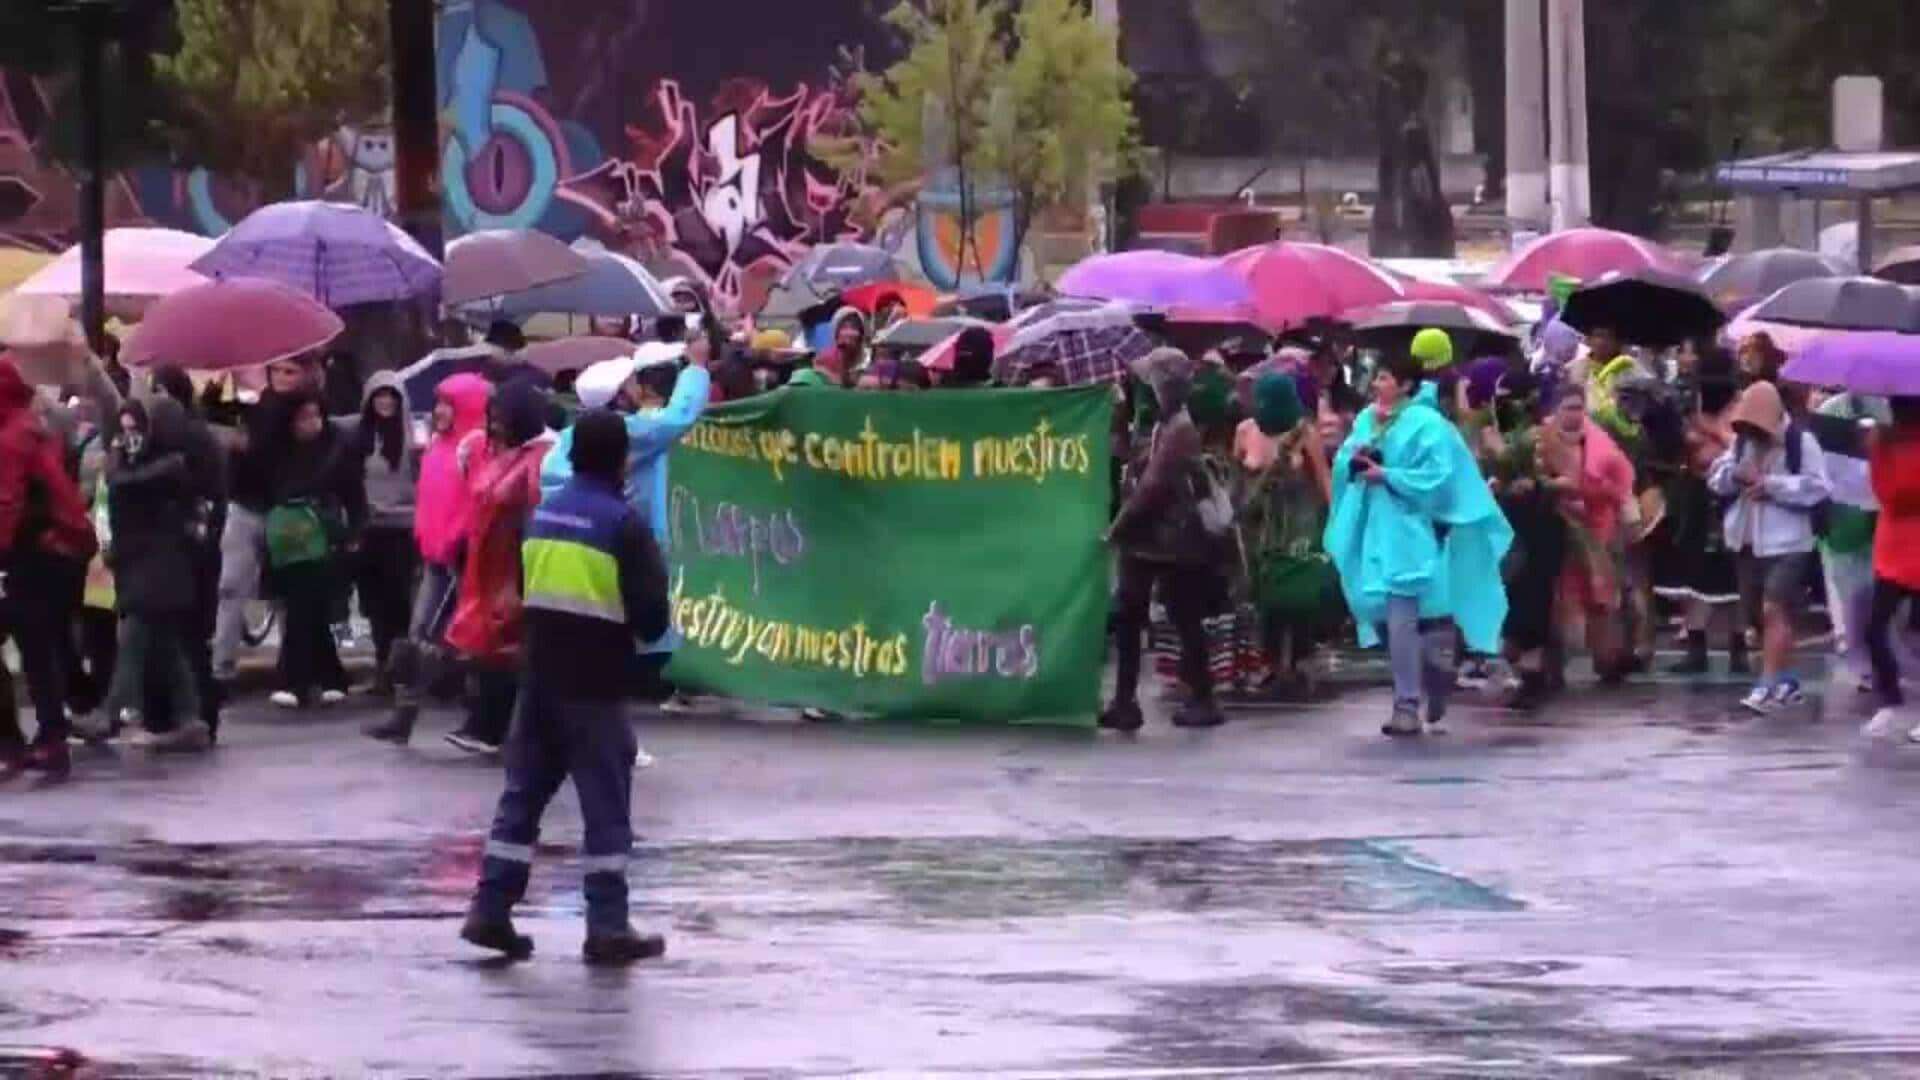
[0,834,1522,933]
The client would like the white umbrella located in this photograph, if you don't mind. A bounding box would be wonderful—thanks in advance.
[14,227,214,318]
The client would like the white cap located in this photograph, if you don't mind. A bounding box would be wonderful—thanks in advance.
[575,355,637,410]
[633,340,686,371]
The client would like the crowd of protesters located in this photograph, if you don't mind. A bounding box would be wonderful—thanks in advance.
[9,283,1920,791]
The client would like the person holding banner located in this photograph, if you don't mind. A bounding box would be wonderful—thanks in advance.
[463,409,672,964]
[1101,347,1228,733]
[542,334,711,706]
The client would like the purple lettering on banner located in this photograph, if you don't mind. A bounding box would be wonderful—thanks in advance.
[670,486,807,596]
[919,601,1041,686]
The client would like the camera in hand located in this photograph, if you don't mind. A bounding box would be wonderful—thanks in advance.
[1349,446,1382,478]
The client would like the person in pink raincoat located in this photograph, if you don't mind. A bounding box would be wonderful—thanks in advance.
[1537,384,1636,684]
[363,373,491,744]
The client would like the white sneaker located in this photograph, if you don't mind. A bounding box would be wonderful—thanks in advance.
[634,746,656,770]
[1863,708,1904,738]
[1908,722,1920,745]
[270,690,301,709]
[1739,684,1778,715]
[319,689,347,705]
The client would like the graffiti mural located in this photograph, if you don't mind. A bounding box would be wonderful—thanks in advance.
[612,78,874,311]
[2,0,1028,310]
[436,0,893,314]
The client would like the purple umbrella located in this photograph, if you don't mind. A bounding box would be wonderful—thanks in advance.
[1783,332,1920,396]
[1057,250,1250,308]
[192,200,441,307]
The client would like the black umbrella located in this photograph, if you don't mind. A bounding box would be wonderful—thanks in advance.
[1349,300,1519,359]
[875,316,991,353]
[1872,245,1920,286]
[1699,247,1850,308]
[1747,276,1920,333]
[1559,268,1725,347]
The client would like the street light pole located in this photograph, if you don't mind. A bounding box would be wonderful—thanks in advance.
[55,0,114,353]
[389,0,441,259]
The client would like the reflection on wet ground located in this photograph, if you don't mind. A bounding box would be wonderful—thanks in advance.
[6,678,1920,1077]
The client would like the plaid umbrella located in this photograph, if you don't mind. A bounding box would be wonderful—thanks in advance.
[998,318,1156,385]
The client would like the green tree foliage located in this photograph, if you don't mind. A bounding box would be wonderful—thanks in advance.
[999,0,1138,231]
[155,0,389,197]
[846,0,1138,274]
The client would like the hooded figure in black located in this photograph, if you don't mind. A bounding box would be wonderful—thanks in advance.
[266,391,366,709]
[81,398,209,749]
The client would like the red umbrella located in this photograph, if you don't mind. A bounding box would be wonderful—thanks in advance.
[124,276,344,370]
[1386,274,1517,325]
[519,336,636,376]
[842,281,938,320]
[1484,227,1678,292]
[1219,242,1406,331]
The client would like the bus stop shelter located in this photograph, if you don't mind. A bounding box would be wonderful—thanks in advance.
[1715,148,1920,272]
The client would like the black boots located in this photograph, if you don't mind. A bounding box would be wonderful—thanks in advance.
[362,705,417,745]
[583,925,668,966]
[1098,699,1144,732]
[1669,631,1710,675]
[1728,635,1752,676]
[460,906,533,960]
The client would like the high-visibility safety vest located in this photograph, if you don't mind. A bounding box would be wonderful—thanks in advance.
[521,480,632,625]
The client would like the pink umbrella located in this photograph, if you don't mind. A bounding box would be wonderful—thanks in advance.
[1722,302,1835,358]
[920,322,1015,373]
[1484,227,1678,293]
[1219,242,1406,331]
[1387,274,1517,325]
[13,227,213,318]
[124,276,344,371]
[519,336,636,376]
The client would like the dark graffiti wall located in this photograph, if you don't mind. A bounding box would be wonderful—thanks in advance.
[0,0,989,313]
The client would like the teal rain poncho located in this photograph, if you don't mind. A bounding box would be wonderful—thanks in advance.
[1323,382,1513,653]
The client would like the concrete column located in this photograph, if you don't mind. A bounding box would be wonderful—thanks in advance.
[1546,0,1590,230]
[1504,0,1548,225]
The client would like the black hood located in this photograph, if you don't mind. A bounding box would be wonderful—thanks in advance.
[493,380,548,447]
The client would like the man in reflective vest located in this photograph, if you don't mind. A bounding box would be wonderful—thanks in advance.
[461,409,672,964]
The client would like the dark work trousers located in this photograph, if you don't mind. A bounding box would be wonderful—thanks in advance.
[473,676,638,933]
[0,549,84,748]
[1111,555,1216,705]
[1866,576,1919,708]
[67,606,119,716]
[188,532,221,734]
[275,559,348,701]
[464,665,519,745]
[353,525,418,675]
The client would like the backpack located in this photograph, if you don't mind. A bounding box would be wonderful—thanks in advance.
[1781,420,1832,538]
[264,500,339,568]
[1190,456,1236,538]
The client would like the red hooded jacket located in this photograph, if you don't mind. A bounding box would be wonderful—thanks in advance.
[1871,423,1920,590]
[0,355,98,565]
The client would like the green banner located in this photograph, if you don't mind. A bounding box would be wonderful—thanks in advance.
[663,385,1112,724]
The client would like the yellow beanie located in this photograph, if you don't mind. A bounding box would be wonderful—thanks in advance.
[1410,327,1454,372]
[751,328,792,352]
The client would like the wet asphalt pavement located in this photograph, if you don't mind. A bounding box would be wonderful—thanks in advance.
[5,667,1920,1078]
